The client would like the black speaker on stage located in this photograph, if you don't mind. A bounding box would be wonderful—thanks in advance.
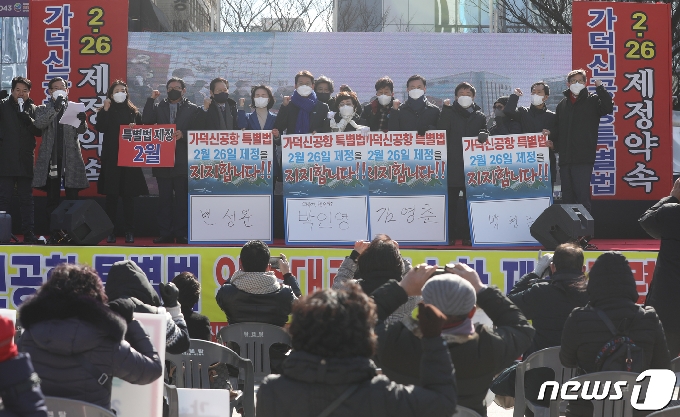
[50,200,114,245]
[530,204,595,250]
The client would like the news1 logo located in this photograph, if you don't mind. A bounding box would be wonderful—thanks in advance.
[538,370,677,411]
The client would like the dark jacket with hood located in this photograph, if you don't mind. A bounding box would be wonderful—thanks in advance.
[373,281,534,417]
[437,102,488,188]
[560,252,670,417]
[387,96,440,135]
[18,291,162,410]
[552,85,613,166]
[256,337,457,417]
[104,260,190,355]
[489,115,521,136]
[0,353,48,417]
[508,270,589,356]
[273,100,330,135]
[196,98,239,131]
[0,96,41,178]
[360,98,393,131]
[640,196,680,345]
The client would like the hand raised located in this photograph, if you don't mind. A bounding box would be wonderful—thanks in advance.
[150,90,161,100]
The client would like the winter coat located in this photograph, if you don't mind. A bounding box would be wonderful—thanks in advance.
[18,292,163,410]
[273,101,330,134]
[437,102,488,187]
[488,116,521,136]
[256,339,457,417]
[32,100,89,190]
[0,353,47,417]
[182,310,211,341]
[142,97,201,178]
[507,270,589,356]
[503,94,558,183]
[94,103,148,196]
[0,96,41,178]
[552,85,613,166]
[237,109,276,131]
[196,99,238,131]
[360,98,393,131]
[640,196,680,335]
[387,97,440,134]
[373,281,534,417]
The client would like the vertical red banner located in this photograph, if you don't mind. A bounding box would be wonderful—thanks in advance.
[572,1,673,200]
[28,0,129,196]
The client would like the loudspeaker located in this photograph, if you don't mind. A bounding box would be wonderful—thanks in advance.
[530,204,594,250]
[50,200,114,245]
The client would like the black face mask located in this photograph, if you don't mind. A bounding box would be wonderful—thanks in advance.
[316,92,331,103]
[213,92,229,103]
[167,89,182,101]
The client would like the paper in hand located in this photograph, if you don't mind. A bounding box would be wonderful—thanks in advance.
[59,101,87,128]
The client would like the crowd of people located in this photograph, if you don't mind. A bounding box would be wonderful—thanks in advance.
[1,178,679,416]
[0,68,613,245]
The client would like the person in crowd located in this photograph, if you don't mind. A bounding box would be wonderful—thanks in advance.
[0,316,47,417]
[215,240,300,327]
[373,263,534,416]
[333,236,416,325]
[256,274,458,417]
[172,271,211,341]
[143,77,202,244]
[198,77,238,130]
[504,82,557,189]
[437,82,488,246]
[488,96,520,136]
[18,263,163,410]
[32,77,89,237]
[360,76,394,132]
[560,251,670,417]
[388,75,440,134]
[553,69,613,212]
[0,77,42,243]
[95,80,148,244]
[330,91,367,132]
[105,260,191,355]
[314,75,334,109]
[639,177,680,357]
[274,70,331,135]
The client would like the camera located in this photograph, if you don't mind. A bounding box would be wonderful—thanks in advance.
[432,263,456,276]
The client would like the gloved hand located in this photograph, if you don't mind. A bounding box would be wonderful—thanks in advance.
[535,253,554,278]
[159,282,179,308]
[477,130,489,144]
[417,302,447,338]
[77,112,87,123]
[109,298,135,323]
[54,95,65,111]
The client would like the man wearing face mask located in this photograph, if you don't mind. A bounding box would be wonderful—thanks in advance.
[437,82,488,246]
[32,77,89,238]
[143,77,202,244]
[314,75,334,110]
[504,82,557,190]
[360,76,395,132]
[274,70,331,136]
[197,77,238,130]
[552,69,613,213]
[387,75,440,136]
[488,96,521,136]
[0,77,42,243]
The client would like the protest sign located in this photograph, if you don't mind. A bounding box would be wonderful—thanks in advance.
[118,124,176,167]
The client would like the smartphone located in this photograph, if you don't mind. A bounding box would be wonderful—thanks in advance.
[432,263,456,276]
[269,256,282,269]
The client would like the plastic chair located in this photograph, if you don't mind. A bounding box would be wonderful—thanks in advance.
[165,339,255,417]
[513,346,578,417]
[217,322,291,383]
[648,405,680,416]
[164,383,179,417]
[44,397,116,417]
[568,371,640,417]
[453,405,483,417]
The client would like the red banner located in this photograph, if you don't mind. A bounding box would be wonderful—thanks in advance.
[572,1,673,200]
[118,125,176,167]
[28,0,129,196]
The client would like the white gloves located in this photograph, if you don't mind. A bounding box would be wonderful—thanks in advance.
[534,253,553,278]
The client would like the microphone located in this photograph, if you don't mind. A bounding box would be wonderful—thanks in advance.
[17,97,23,112]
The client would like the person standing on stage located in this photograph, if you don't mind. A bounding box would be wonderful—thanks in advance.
[360,76,395,132]
[388,75,440,135]
[95,80,148,244]
[198,77,238,130]
[274,70,331,136]
[552,69,613,212]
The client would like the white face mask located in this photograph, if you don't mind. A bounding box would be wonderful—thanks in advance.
[339,105,354,117]
[296,85,313,97]
[531,94,544,106]
[377,94,392,106]
[408,88,425,100]
[569,82,585,95]
[52,90,66,100]
[457,95,473,108]
[113,92,127,103]
[254,97,269,108]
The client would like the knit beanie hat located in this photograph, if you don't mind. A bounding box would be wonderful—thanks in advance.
[494,96,510,106]
[587,251,639,303]
[421,274,476,316]
[0,316,18,362]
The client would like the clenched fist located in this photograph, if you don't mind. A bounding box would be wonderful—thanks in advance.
[239,97,246,107]
[150,90,161,99]
[282,96,290,106]
[103,98,111,111]
[514,88,523,96]
[392,99,400,110]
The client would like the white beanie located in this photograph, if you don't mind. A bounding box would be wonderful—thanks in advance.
[421,274,476,316]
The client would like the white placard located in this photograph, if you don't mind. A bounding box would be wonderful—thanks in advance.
[190,195,272,242]
[176,389,232,417]
[369,195,447,243]
[58,101,86,128]
[0,309,16,325]
[286,196,369,243]
[469,197,551,245]
[111,311,167,417]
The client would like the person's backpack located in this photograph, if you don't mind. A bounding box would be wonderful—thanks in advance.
[588,306,646,373]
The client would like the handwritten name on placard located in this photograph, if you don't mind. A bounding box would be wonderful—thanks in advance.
[369,195,447,243]
[189,195,272,243]
[286,196,369,243]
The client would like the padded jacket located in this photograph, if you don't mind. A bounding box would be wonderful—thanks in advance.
[0,353,47,417]
[387,97,440,134]
[273,101,330,134]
